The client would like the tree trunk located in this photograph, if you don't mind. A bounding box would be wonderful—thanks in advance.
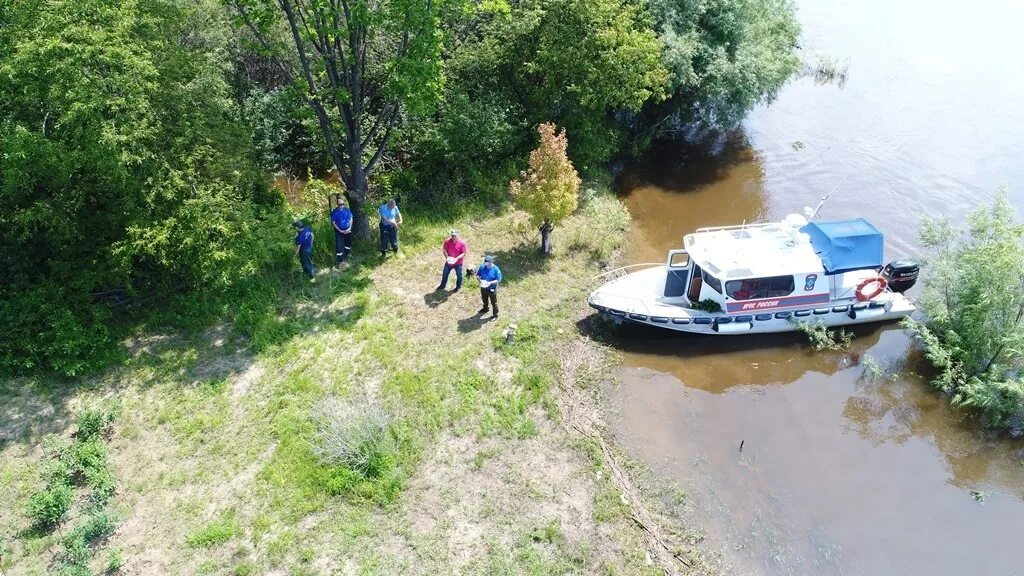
[343,167,371,239]
[540,219,553,255]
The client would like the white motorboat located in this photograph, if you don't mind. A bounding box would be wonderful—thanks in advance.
[588,214,918,335]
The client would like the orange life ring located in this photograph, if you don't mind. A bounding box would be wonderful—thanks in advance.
[855,276,887,301]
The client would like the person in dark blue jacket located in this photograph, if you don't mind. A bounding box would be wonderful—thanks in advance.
[476,255,503,318]
[293,220,316,280]
[331,196,353,267]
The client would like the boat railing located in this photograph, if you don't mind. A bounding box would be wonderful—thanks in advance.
[695,221,780,233]
[593,262,663,281]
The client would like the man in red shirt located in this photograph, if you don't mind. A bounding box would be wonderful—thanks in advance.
[436,229,468,292]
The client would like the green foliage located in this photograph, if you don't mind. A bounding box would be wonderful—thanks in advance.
[510,123,581,244]
[795,321,852,351]
[105,549,125,574]
[75,406,116,441]
[26,481,73,528]
[444,0,668,173]
[692,298,722,313]
[904,191,1024,427]
[0,0,286,375]
[647,0,801,127]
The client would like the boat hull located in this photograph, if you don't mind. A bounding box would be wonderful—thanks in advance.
[587,266,915,335]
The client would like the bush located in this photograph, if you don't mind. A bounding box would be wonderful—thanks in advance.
[795,321,852,351]
[73,510,117,545]
[903,191,1024,426]
[26,482,73,528]
[311,396,398,479]
[74,407,115,441]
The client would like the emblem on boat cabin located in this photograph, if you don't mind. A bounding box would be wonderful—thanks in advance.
[804,274,818,291]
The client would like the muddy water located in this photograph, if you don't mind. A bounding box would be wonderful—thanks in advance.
[609,0,1024,574]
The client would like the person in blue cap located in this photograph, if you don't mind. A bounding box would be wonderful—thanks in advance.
[293,220,316,280]
[331,196,353,267]
[476,255,502,318]
[378,198,403,258]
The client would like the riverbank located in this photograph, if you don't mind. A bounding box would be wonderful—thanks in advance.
[0,193,721,575]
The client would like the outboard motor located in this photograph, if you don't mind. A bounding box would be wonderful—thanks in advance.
[882,260,919,293]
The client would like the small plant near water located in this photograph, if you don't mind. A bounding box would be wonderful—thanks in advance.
[808,54,849,87]
[795,320,852,351]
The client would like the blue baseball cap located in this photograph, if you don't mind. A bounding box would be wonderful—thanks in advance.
[484,255,494,262]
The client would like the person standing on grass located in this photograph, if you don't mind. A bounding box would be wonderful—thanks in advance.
[436,229,467,292]
[378,198,402,258]
[331,196,353,267]
[476,255,503,319]
[293,220,316,281]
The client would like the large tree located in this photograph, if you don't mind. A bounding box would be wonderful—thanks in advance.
[644,0,801,132]
[229,0,447,236]
[0,0,279,375]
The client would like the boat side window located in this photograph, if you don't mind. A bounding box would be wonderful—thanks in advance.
[702,270,723,294]
[725,275,795,300]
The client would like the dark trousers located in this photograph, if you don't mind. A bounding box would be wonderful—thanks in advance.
[440,263,463,289]
[299,249,315,278]
[480,288,498,313]
[334,231,352,264]
[379,223,398,254]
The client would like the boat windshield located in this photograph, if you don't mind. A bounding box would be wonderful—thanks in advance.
[702,269,722,294]
[725,275,795,300]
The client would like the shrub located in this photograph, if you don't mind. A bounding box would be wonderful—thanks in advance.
[310,396,398,479]
[26,481,73,528]
[74,510,117,545]
[105,549,125,574]
[74,407,114,441]
[903,191,1024,426]
[510,123,581,255]
[795,321,852,351]
[69,438,108,481]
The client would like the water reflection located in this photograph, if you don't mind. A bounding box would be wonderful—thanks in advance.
[605,0,1024,571]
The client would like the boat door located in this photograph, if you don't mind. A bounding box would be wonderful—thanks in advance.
[663,250,690,298]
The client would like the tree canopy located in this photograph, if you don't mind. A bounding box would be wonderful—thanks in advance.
[0,0,800,374]
[0,0,281,374]
[510,123,580,253]
[903,191,1024,427]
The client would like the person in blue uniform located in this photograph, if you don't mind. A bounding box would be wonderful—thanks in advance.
[378,199,402,258]
[293,220,316,280]
[331,196,353,267]
[476,255,502,318]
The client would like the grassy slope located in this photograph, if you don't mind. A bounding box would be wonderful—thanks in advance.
[0,194,717,575]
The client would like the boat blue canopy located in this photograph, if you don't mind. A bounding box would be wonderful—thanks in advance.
[800,219,884,274]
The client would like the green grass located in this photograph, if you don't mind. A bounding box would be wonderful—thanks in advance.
[0,190,712,575]
[186,511,241,548]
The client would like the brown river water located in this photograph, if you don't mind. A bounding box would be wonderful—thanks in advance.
[607,0,1024,575]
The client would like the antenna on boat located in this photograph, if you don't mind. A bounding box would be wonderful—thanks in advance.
[807,175,849,220]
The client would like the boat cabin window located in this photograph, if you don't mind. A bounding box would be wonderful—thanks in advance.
[669,252,689,267]
[725,275,795,300]
[702,269,722,294]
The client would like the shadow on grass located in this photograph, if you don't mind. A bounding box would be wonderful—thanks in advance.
[458,312,496,333]
[423,289,452,309]
[0,378,77,452]
[487,243,551,286]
